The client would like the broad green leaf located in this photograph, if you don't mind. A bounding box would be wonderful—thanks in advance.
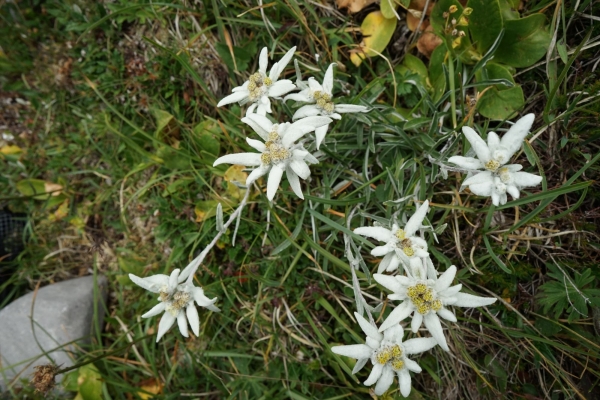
[467,0,503,55]
[152,109,173,133]
[350,11,397,66]
[380,0,397,19]
[195,200,220,223]
[429,45,447,102]
[401,53,429,87]
[224,164,248,200]
[16,179,64,201]
[493,14,551,68]
[476,63,524,120]
[193,120,221,157]
[77,364,103,400]
[214,42,256,72]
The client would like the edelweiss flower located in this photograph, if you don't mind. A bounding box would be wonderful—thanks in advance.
[331,312,437,397]
[374,264,497,351]
[448,114,542,206]
[129,269,220,342]
[217,47,297,116]
[354,201,430,274]
[213,113,332,200]
[283,63,369,148]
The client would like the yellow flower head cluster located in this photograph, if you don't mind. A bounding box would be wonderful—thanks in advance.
[395,229,415,256]
[313,90,335,114]
[407,283,442,315]
[261,130,290,165]
[248,72,273,100]
[375,344,405,371]
[160,288,192,316]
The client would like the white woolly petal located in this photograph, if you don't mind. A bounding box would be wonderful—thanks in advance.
[307,77,323,92]
[156,312,176,342]
[246,165,270,185]
[270,46,295,82]
[242,114,272,140]
[491,191,500,206]
[283,90,312,103]
[374,366,394,396]
[322,63,335,94]
[462,126,491,163]
[404,200,429,237]
[168,269,180,291]
[366,336,381,349]
[453,292,497,308]
[423,313,448,351]
[355,312,383,341]
[334,104,369,113]
[331,344,373,359]
[513,172,542,188]
[186,304,200,337]
[378,301,413,331]
[314,124,329,149]
[500,113,535,159]
[217,90,249,107]
[404,358,421,373]
[411,311,423,332]
[267,164,284,200]
[268,80,296,97]
[437,308,457,322]
[403,337,439,355]
[364,363,384,386]
[463,171,494,186]
[440,283,462,298]
[469,181,494,197]
[383,325,404,343]
[258,47,268,75]
[377,252,394,273]
[286,168,303,199]
[352,358,369,374]
[290,159,311,180]
[506,184,520,199]
[354,226,393,242]
[386,255,402,273]
[246,138,266,152]
[398,368,412,397]
[177,311,189,337]
[213,153,261,167]
[292,104,322,120]
[373,273,404,293]
[142,302,166,318]
[129,274,168,293]
[434,266,457,292]
[371,244,393,257]
[448,156,484,170]
[194,287,220,312]
[487,131,500,152]
[282,116,332,147]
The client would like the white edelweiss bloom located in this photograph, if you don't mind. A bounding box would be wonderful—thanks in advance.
[354,200,430,274]
[213,113,332,201]
[374,263,497,351]
[283,63,369,149]
[129,269,220,342]
[331,312,437,397]
[448,113,542,206]
[217,46,297,116]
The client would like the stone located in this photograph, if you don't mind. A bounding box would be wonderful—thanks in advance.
[0,275,108,391]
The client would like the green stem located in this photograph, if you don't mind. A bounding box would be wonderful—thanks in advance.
[447,51,457,129]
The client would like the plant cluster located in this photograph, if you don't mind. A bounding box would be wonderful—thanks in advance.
[130,45,545,396]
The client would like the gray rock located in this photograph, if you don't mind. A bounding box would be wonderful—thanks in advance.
[0,275,108,391]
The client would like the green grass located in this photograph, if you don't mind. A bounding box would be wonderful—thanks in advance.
[1,0,600,399]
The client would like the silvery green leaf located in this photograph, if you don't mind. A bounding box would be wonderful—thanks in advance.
[216,203,224,232]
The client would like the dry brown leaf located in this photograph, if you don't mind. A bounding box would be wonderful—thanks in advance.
[416,25,443,58]
[44,182,63,196]
[336,0,377,14]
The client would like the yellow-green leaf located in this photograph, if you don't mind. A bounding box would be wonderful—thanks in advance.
[350,11,397,66]
[380,0,397,19]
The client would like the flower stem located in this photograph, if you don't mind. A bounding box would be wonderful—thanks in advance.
[447,52,457,129]
[183,187,251,284]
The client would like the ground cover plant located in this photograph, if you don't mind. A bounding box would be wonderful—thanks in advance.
[1,0,600,398]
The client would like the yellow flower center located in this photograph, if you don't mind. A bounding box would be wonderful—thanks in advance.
[395,229,406,240]
[407,283,441,315]
[499,167,511,183]
[261,130,290,165]
[375,345,404,371]
[314,91,335,114]
[248,72,272,100]
[484,159,500,172]
[162,289,192,316]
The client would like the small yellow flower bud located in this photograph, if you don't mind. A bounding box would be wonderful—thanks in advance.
[463,7,473,16]
[449,5,458,13]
